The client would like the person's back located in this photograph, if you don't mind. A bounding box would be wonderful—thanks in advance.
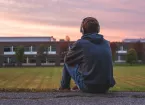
[76,33,115,93]
[60,17,115,93]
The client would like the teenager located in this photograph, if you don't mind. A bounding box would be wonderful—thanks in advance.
[59,17,115,93]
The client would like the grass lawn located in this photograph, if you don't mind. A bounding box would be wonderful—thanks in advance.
[0,66,145,92]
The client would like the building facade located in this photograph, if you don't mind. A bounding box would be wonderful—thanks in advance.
[0,37,145,67]
[0,37,72,67]
[115,39,145,63]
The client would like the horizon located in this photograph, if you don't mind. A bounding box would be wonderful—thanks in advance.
[0,36,145,42]
[0,0,145,41]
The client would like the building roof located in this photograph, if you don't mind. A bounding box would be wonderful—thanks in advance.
[140,39,145,43]
[0,37,56,42]
[123,38,145,43]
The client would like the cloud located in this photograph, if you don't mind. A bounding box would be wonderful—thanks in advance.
[0,0,145,41]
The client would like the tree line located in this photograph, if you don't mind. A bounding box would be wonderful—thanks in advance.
[11,41,145,66]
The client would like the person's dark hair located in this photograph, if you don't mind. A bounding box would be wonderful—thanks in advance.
[80,17,100,34]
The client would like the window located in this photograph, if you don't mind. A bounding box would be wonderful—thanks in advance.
[4,57,8,63]
[51,45,56,51]
[41,57,47,63]
[3,57,15,63]
[47,46,50,52]
[24,46,31,52]
[123,46,127,51]
[13,47,17,52]
[120,46,124,51]
[29,58,36,63]
[4,47,11,52]
[49,60,55,63]
[120,55,126,61]
[119,45,127,51]
[32,46,37,52]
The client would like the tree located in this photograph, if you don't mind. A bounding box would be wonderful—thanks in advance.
[0,55,3,67]
[65,35,70,42]
[126,48,138,65]
[36,44,46,66]
[60,42,69,58]
[134,41,143,61]
[15,45,24,66]
[110,42,117,62]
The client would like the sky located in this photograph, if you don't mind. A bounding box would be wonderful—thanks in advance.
[0,0,145,41]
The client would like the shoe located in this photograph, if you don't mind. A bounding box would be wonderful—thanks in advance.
[71,85,80,91]
[57,87,71,92]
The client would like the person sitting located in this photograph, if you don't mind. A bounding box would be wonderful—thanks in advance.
[59,17,116,93]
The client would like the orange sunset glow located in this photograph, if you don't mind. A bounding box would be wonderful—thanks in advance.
[0,0,145,41]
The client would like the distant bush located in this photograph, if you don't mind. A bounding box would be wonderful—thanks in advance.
[126,48,138,65]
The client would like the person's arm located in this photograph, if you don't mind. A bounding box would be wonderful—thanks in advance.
[64,41,83,66]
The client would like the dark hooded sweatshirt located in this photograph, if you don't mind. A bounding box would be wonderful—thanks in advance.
[64,33,115,90]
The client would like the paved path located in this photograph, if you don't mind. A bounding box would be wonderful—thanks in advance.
[0,92,145,105]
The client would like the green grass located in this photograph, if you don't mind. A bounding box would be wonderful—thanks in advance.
[0,66,145,92]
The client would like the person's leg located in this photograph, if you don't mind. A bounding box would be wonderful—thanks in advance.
[60,63,85,90]
[63,63,85,90]
[60,65,71,89]
[60,64,109,93]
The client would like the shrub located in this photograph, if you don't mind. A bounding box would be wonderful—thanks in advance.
[126,48,138,65]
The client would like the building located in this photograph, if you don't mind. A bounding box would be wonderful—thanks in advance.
[115,38,145,63]
[0,37,144,66]
[0,37,72,67]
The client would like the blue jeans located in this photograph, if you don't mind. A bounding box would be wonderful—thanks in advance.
[60,63,85,90]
